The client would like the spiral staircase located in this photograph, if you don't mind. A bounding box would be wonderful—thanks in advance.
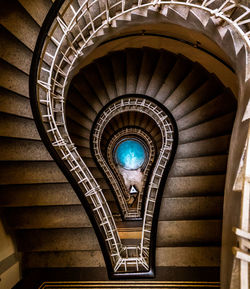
[66,46,236,255]
[0,0,249,289]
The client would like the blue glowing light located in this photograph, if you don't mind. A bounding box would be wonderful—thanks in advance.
[115,140,146,170]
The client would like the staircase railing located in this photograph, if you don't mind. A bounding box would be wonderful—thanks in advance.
[92,97,176,272]
[102,127,156,219]
[31,0,250,278]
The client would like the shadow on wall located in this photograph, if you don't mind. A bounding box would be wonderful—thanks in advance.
[0,211,21,289]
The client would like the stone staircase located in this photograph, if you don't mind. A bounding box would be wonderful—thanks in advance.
[0,0,244,287]
[65,47,236,269]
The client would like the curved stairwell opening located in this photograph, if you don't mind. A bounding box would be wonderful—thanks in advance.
[0,0,249,288]
[64,46,237,278]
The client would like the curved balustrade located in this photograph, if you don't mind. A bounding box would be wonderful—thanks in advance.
[30,0,250,278]
[106,127,156,218]
[92,97,174,219]
[92,97,176,271]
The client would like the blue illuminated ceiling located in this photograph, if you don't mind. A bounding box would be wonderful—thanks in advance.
[115,139,146,170]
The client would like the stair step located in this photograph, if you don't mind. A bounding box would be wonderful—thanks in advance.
[0,184,114,208]
[82,0,101,27]
[111,51,126,96]
[159,196,223,220]
[67,118,90,140]
[0,161,66,185]
[172,75,224,120]
[101,123,114,139]
[0,183,79,207]
[16,228,100,252]
[23,251,105,268]
[72,77,103,113]
[101,189,115,201]
[0,88,32,118]
[66,103,93,131]
[124,0,138,11]
[125,48,143,94]
[118,231,141,241]
[17,267,220,283]
[156,247,220,267]
[77,147,92,158]
[176,135,231,158]
[205,17,225,47]
[169,5,189,20]
[0,59,29,98]
[5,205,91,229]
[169,155,228,177]
[114,18,131,28]
[0,138,52,161]
[82,64,110,106]
[15,219,221,253]
[131,7,148,18]
[157,220,222,246]
[102,114,120,134]
[67,87,97,121]
[83,157,97,167]
[0,113,40,140]
[164,62,208,111]
[89,167,104,178]
[18,0,52,27]
[163,175,225,197]
[156,55,192,103]
[96,56,117,100]
[5,201,119,229]
[136,47,159,95]
[71,134,90,148]
[95,178,111,190]
[189,7,211,27]
[179,112,235,144]
[146,49,176,97]
[0,0,40,51]
[177,89,236,130]
[0,25,32,74]
[166,6,188,24]
[221,29,240,58]
[22,246,220,268]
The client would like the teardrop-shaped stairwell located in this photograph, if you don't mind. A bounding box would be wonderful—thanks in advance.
[1,0,247,287]
[65,47,237,278]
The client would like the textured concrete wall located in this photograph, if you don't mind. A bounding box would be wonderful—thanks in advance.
[221,79,250,289]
